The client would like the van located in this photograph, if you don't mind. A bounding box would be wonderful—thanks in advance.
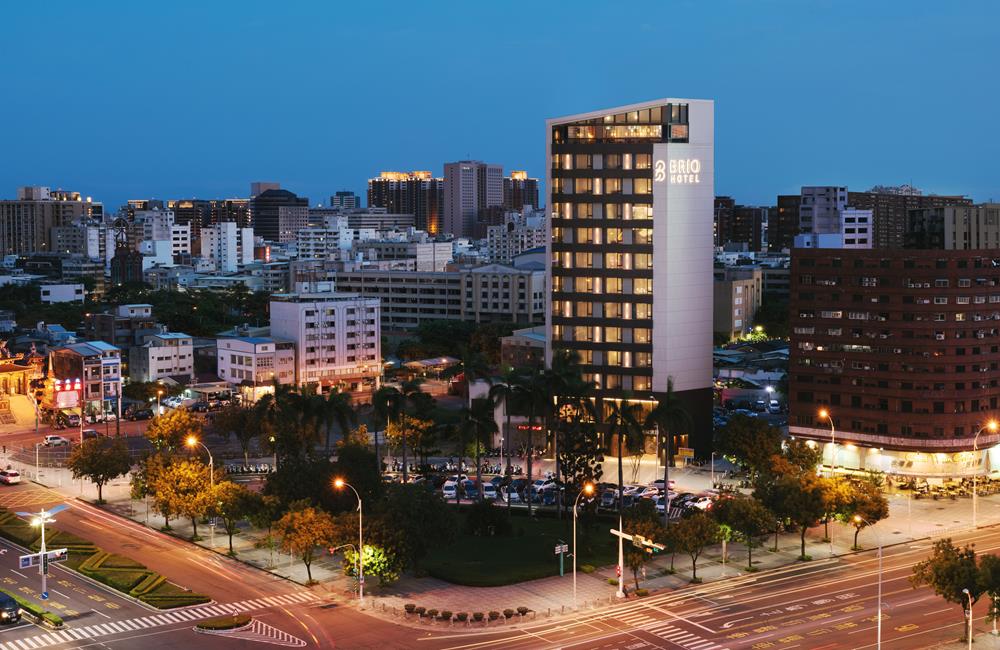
[59,409,81,428]
[768,399,782,414]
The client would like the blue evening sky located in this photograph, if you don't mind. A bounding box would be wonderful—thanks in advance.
[1,0,997,210]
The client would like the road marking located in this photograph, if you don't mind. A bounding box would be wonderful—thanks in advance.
[10,570,28,579]
[197,618,307,647]
[91,608,110,619]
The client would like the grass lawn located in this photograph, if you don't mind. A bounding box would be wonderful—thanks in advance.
[424,512,618,587]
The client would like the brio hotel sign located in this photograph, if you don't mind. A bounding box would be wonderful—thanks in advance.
[654,158,701,185]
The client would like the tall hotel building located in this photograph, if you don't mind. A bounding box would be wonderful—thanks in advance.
[546,98,715,456]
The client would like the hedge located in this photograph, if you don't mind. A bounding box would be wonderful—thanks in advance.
[0,587,63,627]
[196,614,252,631]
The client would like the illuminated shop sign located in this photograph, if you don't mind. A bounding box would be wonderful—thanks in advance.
[654,159,702,184]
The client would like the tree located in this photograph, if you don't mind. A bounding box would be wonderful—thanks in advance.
[276,506,337,583]
[672,512,719,582]
[211,404,264,464]
[211,481,255,555]
[374,385,407,481]
[66,437,131,504]
[343,543,402,586]
[511,367,546,516]
[558,420,604,499]
[715,414,782,477]
[138,453,178,529]
[606,398,644,520]
[713,495,773,571]
[158,458,214,540]
[978,554,1000,627]
[842,481,890,550]
[911,539,982,643]
[752,298,790,339]
[459,397,498,501]
[759,471,830,561]
[247,493,282,567]
[145,408,202,451]
[624,500,665,589]
[319,388,355,452]
[646,377,693,526]
[376,483,457,570]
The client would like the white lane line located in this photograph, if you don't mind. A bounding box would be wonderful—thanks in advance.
[10,570,29,579]
[132,618,154,628]
[51,589,70,599]
[91,608,111,619]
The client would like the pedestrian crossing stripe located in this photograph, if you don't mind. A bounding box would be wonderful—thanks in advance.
[198,618,307,647]
[0,591,320,650]
[643,621,729,650]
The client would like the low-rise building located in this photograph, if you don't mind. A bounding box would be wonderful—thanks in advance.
[129,332,194,383]
[500,325,545,368]
[216,336,296,402]
[39,282,85,304]
[48,341,122,418]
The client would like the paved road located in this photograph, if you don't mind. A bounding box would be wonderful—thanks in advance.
[406,528,1000,650]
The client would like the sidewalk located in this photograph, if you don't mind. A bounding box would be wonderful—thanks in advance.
[13,454,1000,625]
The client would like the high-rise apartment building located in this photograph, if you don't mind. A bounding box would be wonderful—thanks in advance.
[367,171,443,234]
[250,189,309,243]
[200,222,255,272]
[443,161,503,238]
[547,98,714,456]
[209,199,251,228]
[796,186,872,249]
[770,195,801,252]
[503,171,539,210]
[906,204,1000,249]
[330,191,361,210]
[714,197,766,252]
[0,187,103,255]
[849,185,972,249]
[789,247,1000,476]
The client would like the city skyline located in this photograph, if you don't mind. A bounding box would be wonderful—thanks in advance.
[3,1,998,209]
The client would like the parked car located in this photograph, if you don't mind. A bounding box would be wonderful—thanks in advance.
[0,592,21,623]
[688,495,715,511]
[650,479,676,491]
[462,480,479,500]
[502,488,522,503]
[600,489,618,509]
[635,486,660,499]
[43,435,71,447]
[482,482,498,500]
[768,399,782,414]
[190,402,210,412]
[128,409,153,421]
[0,469,21,485]
[82,429,101,440]
[442,481,458,500]
[532,478,555,492]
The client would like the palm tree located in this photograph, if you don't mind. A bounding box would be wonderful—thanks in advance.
[462,397,499,502]
[489,368,521,515]
[374,385,406,481]
[645,378,693,526]
[606,396,644,520]
[545,350,595,519]
[512,367,547,516]
[320,388,356,452]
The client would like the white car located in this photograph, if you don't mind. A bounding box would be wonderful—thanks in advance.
[622,484,646,497]
[689,495,715,511]
[650,479,676,491]
[502,489,522,503]
[482,483,498,500]
[442,481,459,499]
[0,470,21,485]
[635,486,660,499]
[43,435,71,447]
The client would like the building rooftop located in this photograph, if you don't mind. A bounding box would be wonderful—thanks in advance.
[153,332,192,340]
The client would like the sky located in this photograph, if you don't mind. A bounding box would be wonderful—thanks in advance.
[2,0,998,210]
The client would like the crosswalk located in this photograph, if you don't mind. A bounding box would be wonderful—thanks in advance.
[0,591,319,650]
[616,611,729,650]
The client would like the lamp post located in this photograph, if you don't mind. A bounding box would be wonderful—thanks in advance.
[972,420,999,530]
[186,436,215,547]
[710,452,716,488]
[156,389,164,416]
[573,482,595,610]
[334,478,364,604]
[963,588,973,650]
[855,515,883,649]
[818,408,836,477]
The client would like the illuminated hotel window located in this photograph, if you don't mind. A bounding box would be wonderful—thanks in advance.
[606,327,623,343]
[634,179,652,194]
[605,178,622,194]
[606,204,621,220]
[605,154,622,170]
[635,154,652,170]
[607,350,622,365]
[575,178,593,194]
[634,278,653,294]
[635,303,652,319]
[634,228,652,244]
[574,326,594,341]
[606,278,623,293]
[634,328,652,344]
[574,154,593,169]
[578,350,593,364]
[574,252,593,267]
[576,203,593,219]
[634,204,653,219]
[605,302,622,318]
[636,352,652,367]
[576,228,594,244]
[634,376,651,391]
[606,228,623,243]
[605,375,621,389]
[635,254,653,270]
[575,302,593,317]
[605,253,624,269]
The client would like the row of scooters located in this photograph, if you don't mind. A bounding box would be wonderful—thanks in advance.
[224,463,275,475]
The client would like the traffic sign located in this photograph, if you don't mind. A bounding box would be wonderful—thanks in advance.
[553,544,568,555]
[19,554,39,569]
[21,548,69,570]
[41,591,48,600]
[677,447,695,458]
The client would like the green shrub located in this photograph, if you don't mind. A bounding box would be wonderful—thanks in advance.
[464,500,512,537]
[0,588,63,627]
[455,612,468,622]
[473,612,484,622]
[635,589,649,597]
[439,610,452,621]
[503,609,515,619]
[517,606,529,616]
[404,603,416,614]
[607,578,618,586]
[84,569,148,593]
[426,609,438,619]
[488,611,500,621]
[579,564,595,574]
[414,606,426,617]
[196,614,251,630]
[129,573,166,597]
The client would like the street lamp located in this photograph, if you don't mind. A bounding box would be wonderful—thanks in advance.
[334,478,364,604]
[156,389,164,415]
[573,482,595,610]
[963,588,973,650]
[818,408,836,477]
[972,419,999,529]
[710,452,717,488]
[855,515,883,649]
[186,436,215,547]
